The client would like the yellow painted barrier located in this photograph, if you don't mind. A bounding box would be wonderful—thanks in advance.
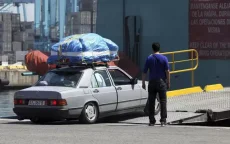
[161,49,199,87]
[167,86,203,97]
[204,84,224,92]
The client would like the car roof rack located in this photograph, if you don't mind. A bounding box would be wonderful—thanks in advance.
[56,62,109,70]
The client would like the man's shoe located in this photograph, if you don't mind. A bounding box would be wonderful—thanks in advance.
[161,122,166,127]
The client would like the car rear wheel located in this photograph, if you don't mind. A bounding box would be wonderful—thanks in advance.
[79,102,99,124]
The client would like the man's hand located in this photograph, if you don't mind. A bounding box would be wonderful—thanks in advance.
[142,73,146,90]
[142,82,146,90]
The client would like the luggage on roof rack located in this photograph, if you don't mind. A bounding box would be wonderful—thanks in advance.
[47,33,119,65]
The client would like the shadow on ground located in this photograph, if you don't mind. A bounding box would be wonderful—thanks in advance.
[3,112,146,125]
[3,112,230,127]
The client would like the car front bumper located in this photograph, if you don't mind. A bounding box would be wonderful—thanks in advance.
[13,107,81,120]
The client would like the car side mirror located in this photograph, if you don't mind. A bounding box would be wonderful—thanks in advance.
[131,78,138,85]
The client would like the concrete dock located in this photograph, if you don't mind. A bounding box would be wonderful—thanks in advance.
[0,70,38,87]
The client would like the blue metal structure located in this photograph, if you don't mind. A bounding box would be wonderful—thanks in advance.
[50,0,57,26]
[58,0,66,40]
[34,0,40,32]
[22,3,26,21]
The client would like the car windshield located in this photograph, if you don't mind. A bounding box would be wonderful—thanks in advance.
[35,71,82,88]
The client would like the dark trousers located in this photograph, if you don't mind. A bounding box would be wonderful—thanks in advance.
[148,79,167,123]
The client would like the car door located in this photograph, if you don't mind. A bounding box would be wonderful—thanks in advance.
[108,68,141,110]
[90,70,117,113]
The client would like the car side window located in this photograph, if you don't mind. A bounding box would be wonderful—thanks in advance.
[91,70,111,88]
[108,69,130,86]
[91,74,99,88]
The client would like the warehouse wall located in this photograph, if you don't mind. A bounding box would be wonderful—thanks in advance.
[96,0,124,51]
[97,0,230,89]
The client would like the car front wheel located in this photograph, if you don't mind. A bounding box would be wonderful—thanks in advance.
[79,102,99,124]
[143,94,161,116]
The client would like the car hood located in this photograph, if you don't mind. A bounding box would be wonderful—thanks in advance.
[20,86,75,92]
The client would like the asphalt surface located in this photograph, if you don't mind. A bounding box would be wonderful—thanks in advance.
[0,119,229,144]
[1,89,230,143]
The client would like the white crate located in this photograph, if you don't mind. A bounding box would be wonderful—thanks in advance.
[0,22,12,31]
[16,51,28,62]
[12,41,22,51]
[13,30,34,42]
[0,42,12,52]
[0,32,12,42]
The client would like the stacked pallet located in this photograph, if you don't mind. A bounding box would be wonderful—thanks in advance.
[0,12,34,65]
[65,0,97,36]
[13,22,34,51]
[13,21,34,63]
[0,13,21,64]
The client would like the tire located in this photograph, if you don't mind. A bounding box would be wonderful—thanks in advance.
[79,102,99,124]
[154,95,160,115]
[144,94,161,116]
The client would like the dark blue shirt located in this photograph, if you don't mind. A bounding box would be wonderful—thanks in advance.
[143,54,169,80]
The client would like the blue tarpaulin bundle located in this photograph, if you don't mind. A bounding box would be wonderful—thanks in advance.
[47,33,119,64]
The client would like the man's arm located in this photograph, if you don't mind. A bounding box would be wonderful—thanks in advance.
[166,70,170,84]
[142,73,147,84]
[164,57,170,88]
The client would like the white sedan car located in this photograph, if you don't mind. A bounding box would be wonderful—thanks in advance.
[13,65,160,124]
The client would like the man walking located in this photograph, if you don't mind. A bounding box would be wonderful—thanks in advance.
[142,42,170,127]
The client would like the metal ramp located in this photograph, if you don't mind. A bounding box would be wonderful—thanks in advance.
[118,88,230,125]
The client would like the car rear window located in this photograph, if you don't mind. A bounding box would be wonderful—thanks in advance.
[36,71,82,88]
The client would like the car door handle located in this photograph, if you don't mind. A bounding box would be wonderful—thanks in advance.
[93,89,99,93]
[116,87,122,90]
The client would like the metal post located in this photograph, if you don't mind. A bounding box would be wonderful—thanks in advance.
[22,4,27,21]
[71,17,73,35]
[50,0,57,26]
[17,5,20,14]
[73,0,78,12]
[56,0,59,24]
[34,0,41,32]
[172,53,175,71]
[191,51,194,87]
[59,0,66,40]
[43,0,49,37]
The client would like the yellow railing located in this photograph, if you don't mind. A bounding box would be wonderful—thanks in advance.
[161,49,199,87]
